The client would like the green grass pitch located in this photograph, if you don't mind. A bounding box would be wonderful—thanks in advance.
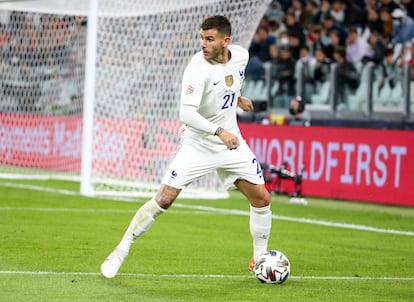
[0,178,413,301]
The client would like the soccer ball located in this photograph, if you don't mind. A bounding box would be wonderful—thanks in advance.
[254,250,290,284]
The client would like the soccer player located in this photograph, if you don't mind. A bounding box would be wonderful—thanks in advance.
[101,15,272,278]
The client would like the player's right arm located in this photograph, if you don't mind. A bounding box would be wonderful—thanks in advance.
[179,57,217,135]
[180,93,240,149]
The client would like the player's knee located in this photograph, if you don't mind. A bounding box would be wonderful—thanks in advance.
[154,195,174,209]
[155,185,181,209]
[250,188,271,208]
[260,190,271,207]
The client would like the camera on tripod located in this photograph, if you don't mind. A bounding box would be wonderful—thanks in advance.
[262,161,307,205]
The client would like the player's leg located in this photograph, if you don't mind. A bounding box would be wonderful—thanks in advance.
[235,180,271,271]
[101,140,212,278]
[217,143,272,267]
[116,185,180,252]
[216,143,272,270]
[101,185,180,278]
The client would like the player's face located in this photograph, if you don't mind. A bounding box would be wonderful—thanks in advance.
[200,29,230,63]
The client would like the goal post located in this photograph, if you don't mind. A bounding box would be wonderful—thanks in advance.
[0,0,271,199]
[81,0,98,197]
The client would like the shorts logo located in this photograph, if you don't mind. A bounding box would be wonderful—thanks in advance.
[170,170,178,178]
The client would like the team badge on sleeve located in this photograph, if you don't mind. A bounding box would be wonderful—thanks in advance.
[186,85,194,95]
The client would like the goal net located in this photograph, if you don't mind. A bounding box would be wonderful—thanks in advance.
[0,0,271,199]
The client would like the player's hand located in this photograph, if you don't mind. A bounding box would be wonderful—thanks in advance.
[237,96,254,112]
[217,129,240,150]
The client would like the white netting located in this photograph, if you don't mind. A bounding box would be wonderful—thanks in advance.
[0,9,86,178]
[0,0,271,198]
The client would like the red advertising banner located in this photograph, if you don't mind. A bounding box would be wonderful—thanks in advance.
[239,123,414,206]
[1,113,413,206]
[0,113,179,180]
[0,113,82,171]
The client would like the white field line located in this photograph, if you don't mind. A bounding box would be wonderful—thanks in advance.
[173,204,414,236]
[0,270,413,281]
[0,207,210,215]
[0,181,77,195]
[1,182,414,237]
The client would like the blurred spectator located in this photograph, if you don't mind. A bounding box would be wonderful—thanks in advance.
[284,12,306,46]
[324,29,344,60]
[390,9,414,47]
[249,25,278,63]
[380,0,401,14]
[296,45,317,95]
[297,44,315,66]
[314,0,332,24]
[278,0,295,12]
[400,0,414,19]
[265,0,285,24]
[245,55,266,81]
[363,8,384,39]
[313,47,332,85]
[363,30,386,65]
[257,15,271,28]
[302,0,321,28]
[366,0,380,11]
[270,45,296,107]
[268,20,286,38]
[333,46,359,104]
[329,0,347,24]
[287,31,303,60]
[379,7,394,42]
[277,30,290,48]
[347,0,367,27]
[322,14,348,46]
[378,47,401,94]
[289,95,304,114]
[346,27,373,64]
[398,42,414,79]
[287,0,306,27]
[307,25,327,56]
[331,0,366,28]
[288,96,311,126]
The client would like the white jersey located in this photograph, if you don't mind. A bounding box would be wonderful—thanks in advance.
[162,45,264,189]
[179,44,248,149]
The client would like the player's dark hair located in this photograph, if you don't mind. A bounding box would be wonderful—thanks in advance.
[201,15,231,36]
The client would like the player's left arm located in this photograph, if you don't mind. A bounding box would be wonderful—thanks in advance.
[237,96,254,112]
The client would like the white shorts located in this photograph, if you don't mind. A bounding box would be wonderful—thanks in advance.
[162,140,265,190]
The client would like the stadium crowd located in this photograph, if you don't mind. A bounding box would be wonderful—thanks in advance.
[0,12,86,114]
[246,0,414,114]
[0,1,413,119]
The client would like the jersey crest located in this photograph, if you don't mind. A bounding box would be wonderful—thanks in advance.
[225,75,233,87]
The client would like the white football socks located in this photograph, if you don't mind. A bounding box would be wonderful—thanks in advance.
[249,204,272,260]
[117,198,165,253]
